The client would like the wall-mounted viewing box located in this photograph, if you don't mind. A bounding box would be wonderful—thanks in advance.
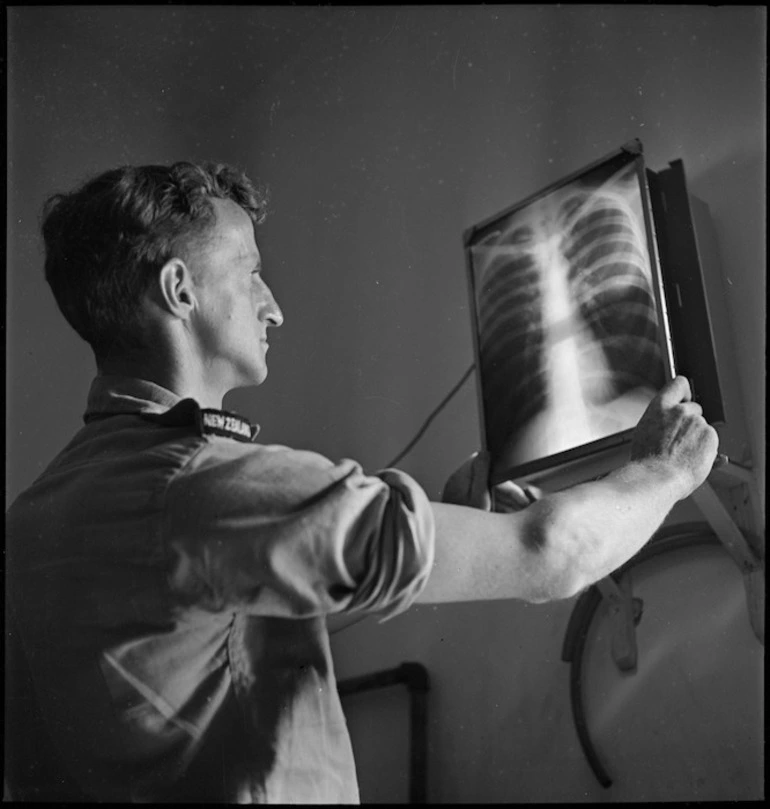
[463,139,749,490]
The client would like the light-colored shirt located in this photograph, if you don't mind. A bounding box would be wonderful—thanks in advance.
[6,376,435,803]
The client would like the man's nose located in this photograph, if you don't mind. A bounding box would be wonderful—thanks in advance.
[264,292,284,328]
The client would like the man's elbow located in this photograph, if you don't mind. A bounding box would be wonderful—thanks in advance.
[523,566,584,604]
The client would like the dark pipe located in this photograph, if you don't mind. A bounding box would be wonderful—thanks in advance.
[338,662,430,803]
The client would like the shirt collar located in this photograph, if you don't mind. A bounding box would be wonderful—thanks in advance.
[82,375,261,442]
[83,375,184,422]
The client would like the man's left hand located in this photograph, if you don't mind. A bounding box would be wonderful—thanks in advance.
[441,451,542,512]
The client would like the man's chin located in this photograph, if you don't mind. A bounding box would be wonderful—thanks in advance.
[250,365,269,387]
[227,367,268,394]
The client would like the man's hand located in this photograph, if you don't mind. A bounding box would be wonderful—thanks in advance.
[441,451,542,512]
[630,375,719,499]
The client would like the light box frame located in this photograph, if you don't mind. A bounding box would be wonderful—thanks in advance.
[463,139,680,484]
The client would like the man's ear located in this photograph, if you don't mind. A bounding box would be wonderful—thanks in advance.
[156,258,196,320]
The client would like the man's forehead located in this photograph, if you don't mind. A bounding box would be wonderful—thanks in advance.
[205,197,259,258]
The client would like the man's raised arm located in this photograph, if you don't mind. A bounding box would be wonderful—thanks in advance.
[418,376,718,605]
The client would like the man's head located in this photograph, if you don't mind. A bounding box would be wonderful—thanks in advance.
[41,162,283,392]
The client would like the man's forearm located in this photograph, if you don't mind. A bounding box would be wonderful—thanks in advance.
[527,458,686,598]
[421,458,687,606]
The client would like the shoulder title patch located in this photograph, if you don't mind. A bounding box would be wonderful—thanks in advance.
[198,408,258,442]
[138,399,259,442]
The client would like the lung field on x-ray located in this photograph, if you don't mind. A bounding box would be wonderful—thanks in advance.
[473,163,666,479]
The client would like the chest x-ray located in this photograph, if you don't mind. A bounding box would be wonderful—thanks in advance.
[466,143,676,483]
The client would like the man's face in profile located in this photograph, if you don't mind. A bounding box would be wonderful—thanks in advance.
[184,197,283,391]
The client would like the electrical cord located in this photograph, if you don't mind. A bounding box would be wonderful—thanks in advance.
[330,363,477,636]
[560,521,725,789]
[386,364,476,468]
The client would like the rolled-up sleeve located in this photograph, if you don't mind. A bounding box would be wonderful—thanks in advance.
[163,441,435,621]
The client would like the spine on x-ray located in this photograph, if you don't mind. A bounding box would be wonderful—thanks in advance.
[476,188,663,461]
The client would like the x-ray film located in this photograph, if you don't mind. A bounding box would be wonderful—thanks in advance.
[465,142,676,483]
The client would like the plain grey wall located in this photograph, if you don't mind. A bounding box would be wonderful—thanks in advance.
[7,6,765,802]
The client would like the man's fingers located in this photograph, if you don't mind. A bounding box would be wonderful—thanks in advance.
[492,480,543,512]
[493,481,534,511]
[678,400,703,418]
[658,375,692,408]
[523,484,543,501]
[704,422,720,456]
[712,452,728,469]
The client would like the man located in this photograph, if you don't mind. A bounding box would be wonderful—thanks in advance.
[5,162,718,803]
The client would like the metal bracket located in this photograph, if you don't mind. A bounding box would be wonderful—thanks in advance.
[690,458,764,645]
[595,573,643,672]
[594,456,765,670]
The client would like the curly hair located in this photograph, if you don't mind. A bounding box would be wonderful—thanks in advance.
[41,162,269,360]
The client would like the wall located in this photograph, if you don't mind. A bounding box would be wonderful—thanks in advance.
[6,5,765,802]
[5,6,329,501]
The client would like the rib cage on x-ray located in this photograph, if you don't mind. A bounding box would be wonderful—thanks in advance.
[473,165,666,476]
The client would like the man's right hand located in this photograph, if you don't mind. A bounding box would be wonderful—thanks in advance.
[629,375,719,500]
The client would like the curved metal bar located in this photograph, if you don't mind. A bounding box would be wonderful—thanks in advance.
[561,523,723,789]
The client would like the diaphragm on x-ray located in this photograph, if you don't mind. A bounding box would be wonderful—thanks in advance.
[468,152,671,482]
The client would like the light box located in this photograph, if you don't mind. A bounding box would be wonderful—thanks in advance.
[463,140,724,485]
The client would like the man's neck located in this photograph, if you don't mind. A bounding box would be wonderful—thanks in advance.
[97,355,228,410]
